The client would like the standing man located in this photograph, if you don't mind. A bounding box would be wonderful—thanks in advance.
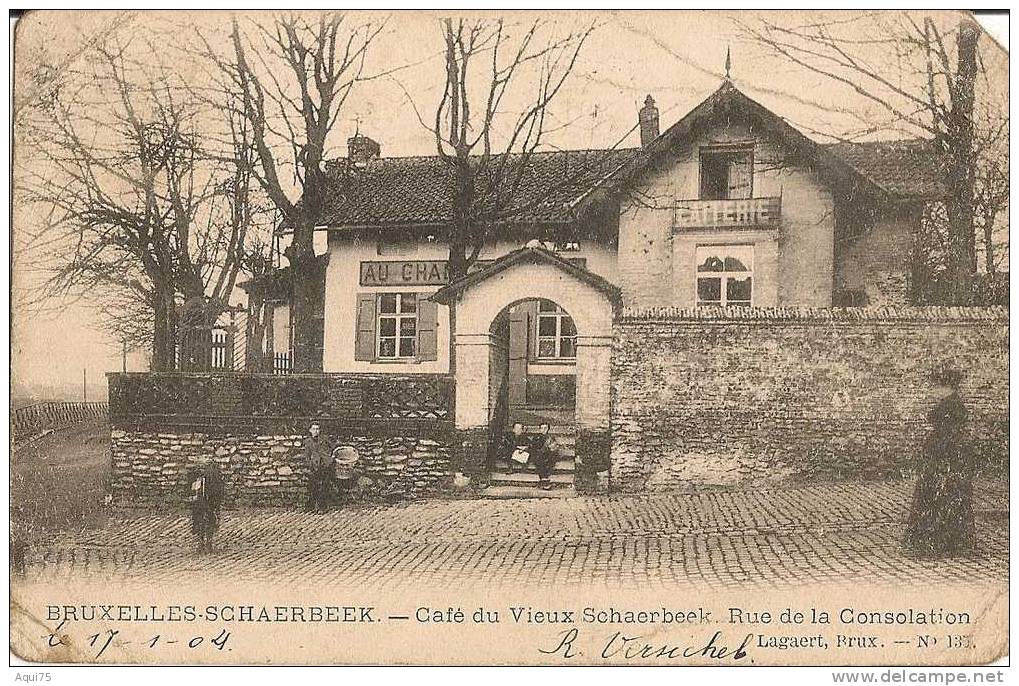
[303,423,332,513]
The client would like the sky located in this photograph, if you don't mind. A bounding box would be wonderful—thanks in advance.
[9,10,1009,401]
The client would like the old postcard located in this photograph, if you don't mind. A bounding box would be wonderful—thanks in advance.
[9,9,1009,667]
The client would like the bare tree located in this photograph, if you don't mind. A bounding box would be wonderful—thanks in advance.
[16,34,266,370]
[395,18,596,369]
[971,111,1008,274]
[739,12,1007,304]
[430,18,595,280]
[198,12,384,372]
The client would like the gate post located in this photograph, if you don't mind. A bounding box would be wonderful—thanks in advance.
[574,334,614,493]
[452,332,494,479]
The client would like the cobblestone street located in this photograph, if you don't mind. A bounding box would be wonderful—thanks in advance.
[23,480,1008,589]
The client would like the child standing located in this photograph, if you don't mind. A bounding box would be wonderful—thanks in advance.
[190,460,225,553]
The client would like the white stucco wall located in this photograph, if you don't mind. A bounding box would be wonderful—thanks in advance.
[452,260,616,429]
[617,122,836,308]
[321,232,617,374]
[833,204,918,306]
[270,303,290,353]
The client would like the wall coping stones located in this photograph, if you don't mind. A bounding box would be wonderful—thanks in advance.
[619,305,1009,322]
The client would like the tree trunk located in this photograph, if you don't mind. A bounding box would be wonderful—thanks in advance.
[944,20,980,305]
[150,286,178,371]
[983,210,997,274]
[446,209,473,378]
[151,292,170,372]
[288,247,321,373]
[245,293,269,373]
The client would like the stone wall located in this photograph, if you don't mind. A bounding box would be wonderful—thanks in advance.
[611,307,1009,492]
[111,428,453,507]
[107,371,456,507]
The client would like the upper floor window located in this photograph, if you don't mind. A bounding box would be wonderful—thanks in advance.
[535,299,577,360]
[377,293,417,358]
[696,245,753,307]
[699,144,753,200]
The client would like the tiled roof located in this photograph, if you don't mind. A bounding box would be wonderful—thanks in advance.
[309,91,944,230]
[314,148,638,228]
[825,139,946,200]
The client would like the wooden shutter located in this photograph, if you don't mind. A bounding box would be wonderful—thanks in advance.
[728,151,753,199]
[354,293,376,361]
[416,297,438,362]
[507,305,531,408]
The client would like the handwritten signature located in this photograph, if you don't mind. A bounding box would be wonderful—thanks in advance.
[539,628,754,662]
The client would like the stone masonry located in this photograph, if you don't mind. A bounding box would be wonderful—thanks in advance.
[610,307,1009,492]
[111,429,453,507]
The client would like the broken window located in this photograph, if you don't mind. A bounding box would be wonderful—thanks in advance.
[699,145,753,200]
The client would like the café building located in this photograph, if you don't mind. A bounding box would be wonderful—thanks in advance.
[242,79,943,491]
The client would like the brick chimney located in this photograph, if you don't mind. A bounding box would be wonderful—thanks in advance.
[347,133,381,165]
[638,95,660,148]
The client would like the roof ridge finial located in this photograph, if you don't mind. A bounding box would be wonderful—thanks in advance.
[354,115,361,136]
[724,45,732,81]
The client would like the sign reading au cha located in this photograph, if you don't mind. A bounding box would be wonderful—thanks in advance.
[360,260,450,286]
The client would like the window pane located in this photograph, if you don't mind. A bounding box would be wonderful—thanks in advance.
[560,316,576,336]
[700,152,729,200]
[538,299,558,312]
[379,339,396,357]
[401,316,416,336]
[697,277,721,303]
[559,337,576,358]
[399,337,416,357]
[697,255,725,272]
[698,245,752,273]
[723,256,750,272]
[538,316,557,336]
[727,276,752,304]
[379,317,397,336]
[538,339,556,357]
[379,293,397,313]
[399,293,417,313]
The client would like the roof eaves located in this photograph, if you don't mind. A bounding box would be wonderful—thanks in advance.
[430,246,621,306]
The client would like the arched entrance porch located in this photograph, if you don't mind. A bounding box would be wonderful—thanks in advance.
[430,247,619,494]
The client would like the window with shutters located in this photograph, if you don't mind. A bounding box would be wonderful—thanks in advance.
[355,291,437,363]
[699,144,753,200]
[534,299,577,360]
[377,293,417,359]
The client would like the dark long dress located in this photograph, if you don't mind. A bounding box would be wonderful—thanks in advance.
[904,392,974,558]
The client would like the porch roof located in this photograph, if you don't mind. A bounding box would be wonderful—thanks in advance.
[429,246,622,307]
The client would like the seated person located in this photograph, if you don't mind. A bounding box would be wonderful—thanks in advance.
[528,424,559,490]
[501,422,531,472]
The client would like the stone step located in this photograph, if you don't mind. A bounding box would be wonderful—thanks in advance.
[504,423,575,436]
[481,485,577,499]
[491,458,575,474]
[489,472,574,486]
[499,432,576,445]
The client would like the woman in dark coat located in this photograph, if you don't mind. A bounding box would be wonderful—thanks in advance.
[904,365,974,558]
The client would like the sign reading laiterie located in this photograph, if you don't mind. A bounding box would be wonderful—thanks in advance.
[360,260,450,286]
[360,258,587,287]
